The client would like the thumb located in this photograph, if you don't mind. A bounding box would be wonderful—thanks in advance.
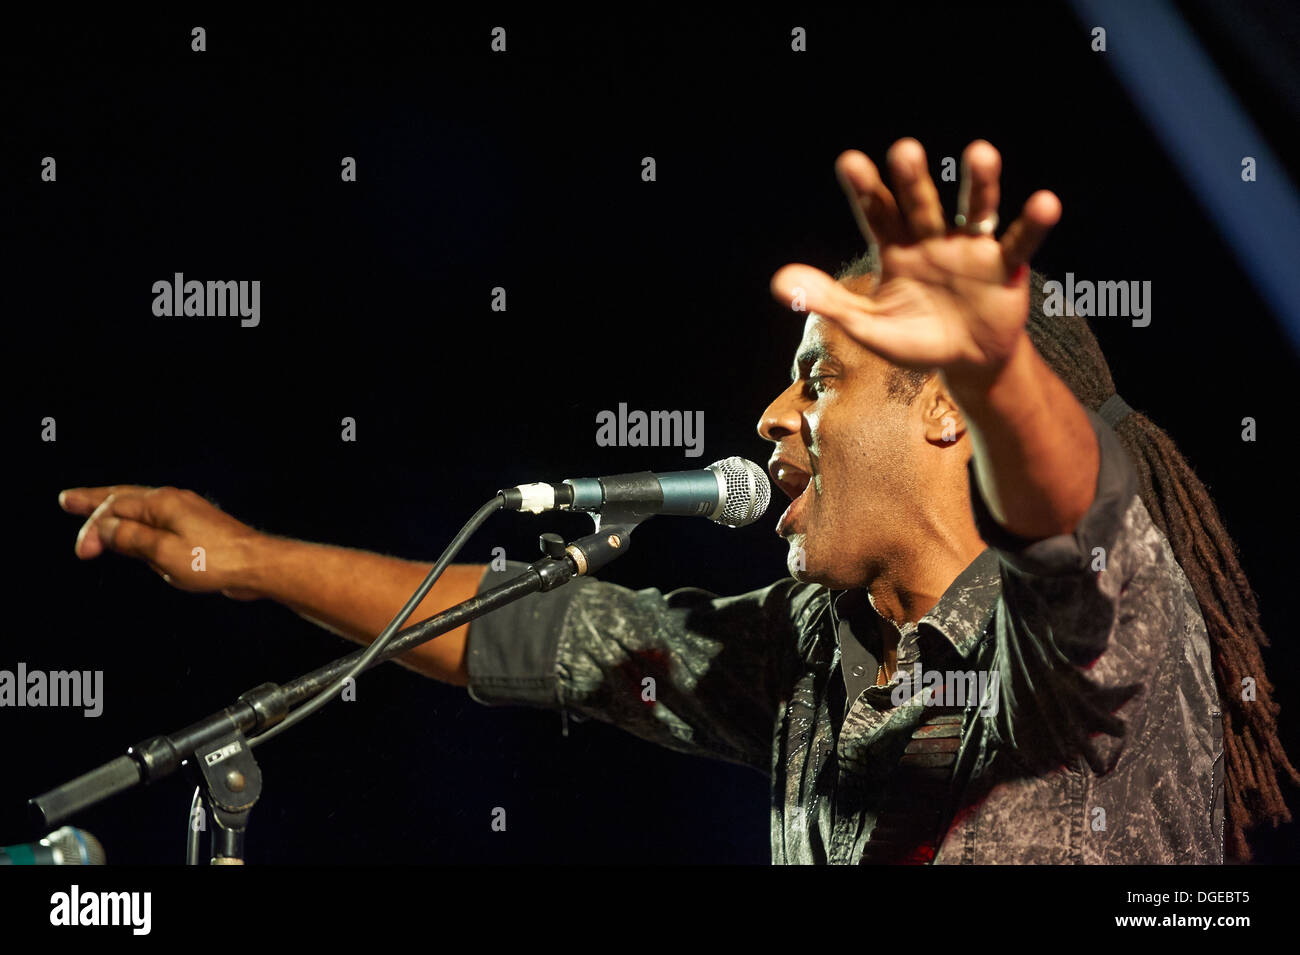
[771,264,889,322]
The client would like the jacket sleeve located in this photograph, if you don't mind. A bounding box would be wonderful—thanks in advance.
[970,407,1217,777]
[466,561,824,774]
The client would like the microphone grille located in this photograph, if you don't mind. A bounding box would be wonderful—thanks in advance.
[45,826,106,865]
[709,457,771,528]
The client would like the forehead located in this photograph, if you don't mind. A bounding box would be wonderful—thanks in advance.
[792,314,834,362]
[790,275,886,380]
[791,315,855,379]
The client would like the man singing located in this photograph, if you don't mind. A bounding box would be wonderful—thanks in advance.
[60,139,1295,863]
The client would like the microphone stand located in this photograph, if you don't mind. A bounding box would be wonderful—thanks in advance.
[29,517,641,864]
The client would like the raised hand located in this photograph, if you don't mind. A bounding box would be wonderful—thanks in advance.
[771,138,1061,386]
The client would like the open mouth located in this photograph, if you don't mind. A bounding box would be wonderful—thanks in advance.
[771,461,812,500]
[769,457,815,537]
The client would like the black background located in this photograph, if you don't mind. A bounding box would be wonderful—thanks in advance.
[4,4,1299,867]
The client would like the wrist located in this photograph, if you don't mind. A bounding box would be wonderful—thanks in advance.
[231,531,285,599]
[943,330,1036,410]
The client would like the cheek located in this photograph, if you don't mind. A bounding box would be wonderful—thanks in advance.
[805,409,825,493]
[819,424,894,505]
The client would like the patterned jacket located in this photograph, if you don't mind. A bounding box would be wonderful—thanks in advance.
[466,409,1224,863]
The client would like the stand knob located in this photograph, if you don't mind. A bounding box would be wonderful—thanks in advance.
[538,533,567,559]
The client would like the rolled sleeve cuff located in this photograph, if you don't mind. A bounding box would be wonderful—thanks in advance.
[968,407,1139,578]
[465,559,585,708]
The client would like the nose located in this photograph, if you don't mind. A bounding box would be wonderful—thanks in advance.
[757,381,803,443]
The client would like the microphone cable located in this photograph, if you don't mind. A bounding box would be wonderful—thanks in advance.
[247,494,505,748]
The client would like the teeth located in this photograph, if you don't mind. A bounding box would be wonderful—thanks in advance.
[774,465,809,498]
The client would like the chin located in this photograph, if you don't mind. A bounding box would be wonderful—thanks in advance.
[790,565,836,587]
[786,535,864,590]
[785,534,825,584]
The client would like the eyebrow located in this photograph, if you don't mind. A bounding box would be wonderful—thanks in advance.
[791,343,840,383]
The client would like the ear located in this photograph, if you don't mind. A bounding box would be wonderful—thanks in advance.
[920,379,967,446]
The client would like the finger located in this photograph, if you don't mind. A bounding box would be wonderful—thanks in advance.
[771,263,891,342]
[835,150,907,250]
[94,514,174,565]
[771,263,861,319]
[957,140,1001,232]
[60,484,154,516]
[886,138,946,239]
[772,264,942,367]
[75,494,122,559]
[74,488,182,558]
[999,190,1062,272]
[115,486,189,528]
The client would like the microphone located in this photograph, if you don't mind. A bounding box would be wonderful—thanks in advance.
[0,826,106,865]
[499,456,771,528]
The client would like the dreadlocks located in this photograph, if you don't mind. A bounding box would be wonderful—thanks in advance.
[836,251,1299,861]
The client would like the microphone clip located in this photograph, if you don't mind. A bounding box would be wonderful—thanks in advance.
[534,505,644,581]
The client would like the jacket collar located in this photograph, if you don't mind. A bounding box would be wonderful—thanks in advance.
[829,547,1001,659]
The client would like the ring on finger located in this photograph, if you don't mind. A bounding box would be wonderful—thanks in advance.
[954,212,998,236]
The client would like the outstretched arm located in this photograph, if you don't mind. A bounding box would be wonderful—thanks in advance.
[59,484,485,684]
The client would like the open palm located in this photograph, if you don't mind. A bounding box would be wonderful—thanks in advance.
[772,139,1061,381]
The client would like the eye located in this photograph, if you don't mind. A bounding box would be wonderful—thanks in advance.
[805,374,831,396]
